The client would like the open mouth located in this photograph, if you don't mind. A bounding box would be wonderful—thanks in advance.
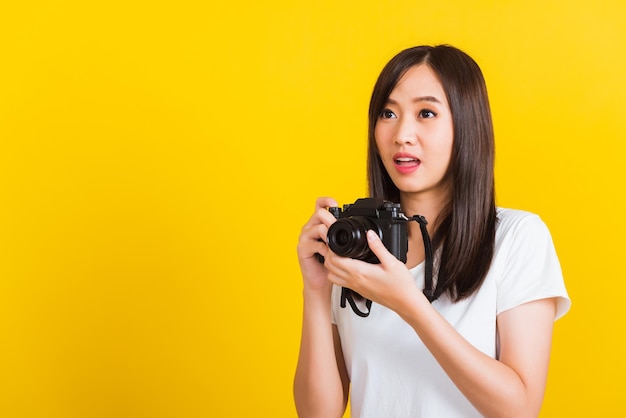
[394,157,420,165]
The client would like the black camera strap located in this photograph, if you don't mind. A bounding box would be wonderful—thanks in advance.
[340,214,437,317]
[411,215,436,303]
[340,287,372,317]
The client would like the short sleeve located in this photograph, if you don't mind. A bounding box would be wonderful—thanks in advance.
[496,212,571,320]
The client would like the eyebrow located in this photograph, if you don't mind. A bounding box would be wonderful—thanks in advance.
[387,96,443,104]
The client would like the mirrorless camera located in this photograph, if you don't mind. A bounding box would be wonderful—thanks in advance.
[327,197,409,264]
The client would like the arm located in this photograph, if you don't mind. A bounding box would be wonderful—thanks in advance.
[293,197,349,418]
[402,292,556,418]
[324,230,556,418]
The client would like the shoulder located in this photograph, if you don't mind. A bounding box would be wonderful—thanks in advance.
[496,207,543,228]
[493,207,555,261]
[495,207,551,243]
[492,207,570,319]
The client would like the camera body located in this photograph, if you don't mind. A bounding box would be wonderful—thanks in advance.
[327,197,409,264]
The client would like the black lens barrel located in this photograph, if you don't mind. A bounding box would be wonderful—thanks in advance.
[327,217,381,262]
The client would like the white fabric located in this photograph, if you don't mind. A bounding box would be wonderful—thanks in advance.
[331,208,571,417]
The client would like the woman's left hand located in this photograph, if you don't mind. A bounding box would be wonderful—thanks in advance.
[324,230,423,315]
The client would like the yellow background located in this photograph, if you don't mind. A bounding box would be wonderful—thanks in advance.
[1,0,624,416]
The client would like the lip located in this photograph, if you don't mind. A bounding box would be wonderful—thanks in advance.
[392,152,421,174]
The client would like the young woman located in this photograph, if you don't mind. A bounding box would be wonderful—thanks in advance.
[294,45,570,418]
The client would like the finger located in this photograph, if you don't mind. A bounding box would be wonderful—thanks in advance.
[315,196,338,211]
[299,225,329,248]
[366,230,396,265]
[315,197,340,227]
[324,259,351,287]
[297,236,329,263]
[318,208,339,228]
[325,250,351,272]
[302,197,339,230]
[325,251,365,283]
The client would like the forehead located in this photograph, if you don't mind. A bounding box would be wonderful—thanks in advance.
[389,64,447,103]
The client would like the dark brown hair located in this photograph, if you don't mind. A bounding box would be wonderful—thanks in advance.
[367,45,497,301]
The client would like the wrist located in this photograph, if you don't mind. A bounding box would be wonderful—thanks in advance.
[301,284,334,324]
[396,289,432,325]
[303,282,333,301]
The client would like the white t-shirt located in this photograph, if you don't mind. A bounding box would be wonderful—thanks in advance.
[331,208,571,417]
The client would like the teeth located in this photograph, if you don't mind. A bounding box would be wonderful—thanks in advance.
[396,158,417,162]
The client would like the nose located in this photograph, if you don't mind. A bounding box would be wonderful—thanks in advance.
[394,116,418,146]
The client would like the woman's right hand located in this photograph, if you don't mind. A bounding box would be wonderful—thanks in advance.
[297,197,339,293]
[295,197,349,417]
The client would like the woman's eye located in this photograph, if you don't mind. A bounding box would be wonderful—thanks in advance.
[418,109,437,118]
[380,109,397,119]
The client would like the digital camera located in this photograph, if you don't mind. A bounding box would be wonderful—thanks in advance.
[327,197,409,264]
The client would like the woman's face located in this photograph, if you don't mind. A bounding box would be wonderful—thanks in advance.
[374,64,454,203]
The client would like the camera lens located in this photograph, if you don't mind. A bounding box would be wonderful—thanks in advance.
[327,217,381,262]
[335,229,351,247]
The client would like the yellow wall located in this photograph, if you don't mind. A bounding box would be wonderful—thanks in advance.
[1,1,624,416]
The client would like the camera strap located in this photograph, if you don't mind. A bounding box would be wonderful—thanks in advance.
[340,287,372,317]
[340,214,437,317]
[410,215,436,303]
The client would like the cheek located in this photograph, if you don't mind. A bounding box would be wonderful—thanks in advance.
[437,124,454,163]
[374,124,391,148]
[373,127,384,152]
[373,124,381,141]
[437,137,453,161]
[441,140,454,171]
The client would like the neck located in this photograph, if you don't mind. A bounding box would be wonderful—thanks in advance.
[399,190,450,269]
[400,191,449,235]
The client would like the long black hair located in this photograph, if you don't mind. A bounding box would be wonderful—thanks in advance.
[367,45,497,301]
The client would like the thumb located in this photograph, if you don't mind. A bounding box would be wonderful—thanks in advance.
[366,230,395,264]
